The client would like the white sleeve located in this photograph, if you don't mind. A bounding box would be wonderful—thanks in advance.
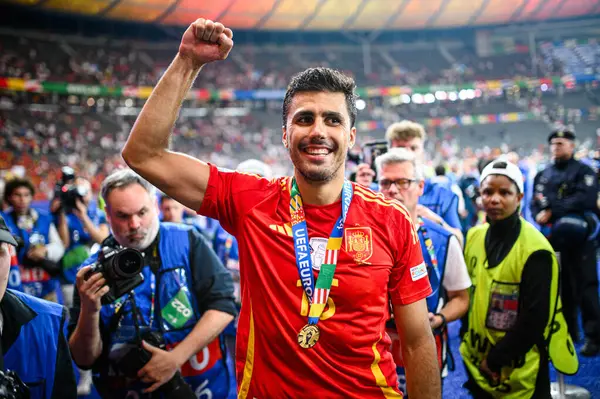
[442,235,472,292]
[451,184,466,214]
[45,223,65,262]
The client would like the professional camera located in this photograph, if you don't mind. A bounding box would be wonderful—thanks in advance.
[86,244,145,305]
[53,166,88,214]
[116,331,196,399]
[0,370,30,399]
[61,185,88,214]
[53,166,75,200]
[361,140,388,179]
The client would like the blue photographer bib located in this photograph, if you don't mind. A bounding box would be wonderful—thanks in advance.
[3,290,64,399]
[81,223,235,399]
[2,210,63,304]
[61,207,106,284]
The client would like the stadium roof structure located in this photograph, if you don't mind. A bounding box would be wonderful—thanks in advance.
[8,0,600,31]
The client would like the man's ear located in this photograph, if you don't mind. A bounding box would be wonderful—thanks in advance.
[348,126,356,149]
[282,126,288,149]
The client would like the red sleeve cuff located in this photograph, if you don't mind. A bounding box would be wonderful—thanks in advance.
[197,163,219,216]
[390,285,432,306]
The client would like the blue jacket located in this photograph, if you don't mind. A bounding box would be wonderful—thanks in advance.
[1,210,62,303]
[531,158,598,224]
[419,218,452,314]
[419,180,461,229]
[60,207,106,284]
[76,223,236,399]
[1,290,76,399]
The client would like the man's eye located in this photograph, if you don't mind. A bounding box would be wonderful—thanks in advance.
[297,116,312,124]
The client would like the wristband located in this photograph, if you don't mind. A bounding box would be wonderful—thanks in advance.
[435,313,447,329]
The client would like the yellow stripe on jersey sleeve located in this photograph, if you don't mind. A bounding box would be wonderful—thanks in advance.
[238,306,255,399]
[370,333,403,398]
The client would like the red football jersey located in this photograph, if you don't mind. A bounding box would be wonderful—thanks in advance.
[198,164,431,399]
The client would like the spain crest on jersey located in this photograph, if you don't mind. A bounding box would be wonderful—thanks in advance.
[344,227,373,263]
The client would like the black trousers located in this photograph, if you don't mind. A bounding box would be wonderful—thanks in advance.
[463,350,550,399]
[556,240,600,342]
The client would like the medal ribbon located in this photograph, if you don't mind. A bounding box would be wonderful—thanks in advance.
[290,178,353,325]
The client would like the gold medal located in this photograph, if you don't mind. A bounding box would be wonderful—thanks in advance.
[297,324,320,349]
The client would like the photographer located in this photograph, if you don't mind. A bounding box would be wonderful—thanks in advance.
[1,178,65,303]
[0,214,77,399]
[68,169,237,399]
[52,176,109,395]
[54,177,109,306]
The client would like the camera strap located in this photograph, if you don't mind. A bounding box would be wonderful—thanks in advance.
[108,243,160,342]
[129,295,143,344]
[0,333,5,371]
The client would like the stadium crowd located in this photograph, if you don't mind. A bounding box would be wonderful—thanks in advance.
[1,17,600,399]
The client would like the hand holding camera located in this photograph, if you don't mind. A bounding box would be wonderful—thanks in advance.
[137,340,183,394]
[72,199,88,220]
[116,331,196,399]
[79,244,145,306]
[76,266,110,313]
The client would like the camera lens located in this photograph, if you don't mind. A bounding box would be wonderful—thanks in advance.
[112,248,144,278]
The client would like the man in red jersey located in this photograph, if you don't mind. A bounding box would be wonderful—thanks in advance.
[121,18,441,399]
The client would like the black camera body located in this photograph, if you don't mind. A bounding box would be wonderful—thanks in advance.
[116,331,195,399]
[0,370,30,399]
[61,185,87,214]
[53,166,88,214]
[86,245,145,305]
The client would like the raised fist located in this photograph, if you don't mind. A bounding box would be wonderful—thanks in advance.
[179,18,234,68]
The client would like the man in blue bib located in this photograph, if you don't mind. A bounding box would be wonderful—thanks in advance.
[2,178,65,303]
[68,169,238,398]
[386,121,464,246]
[0,213,77,398]
[378,148,471,395]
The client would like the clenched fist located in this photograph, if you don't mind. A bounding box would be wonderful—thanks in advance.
[179,18,234,68]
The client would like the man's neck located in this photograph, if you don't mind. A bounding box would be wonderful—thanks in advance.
[410,209,418,226]
[293,170,345,206]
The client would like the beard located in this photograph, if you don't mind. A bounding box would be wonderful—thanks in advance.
[119,217,160,251]
[289,137,346,183]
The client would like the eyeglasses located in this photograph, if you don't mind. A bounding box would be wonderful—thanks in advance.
[379,178,417,190]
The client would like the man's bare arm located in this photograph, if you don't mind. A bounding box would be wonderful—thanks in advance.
[122,19,233,211]
[393,299,441,399]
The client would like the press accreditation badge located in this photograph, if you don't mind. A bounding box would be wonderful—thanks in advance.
[486,282,519,331]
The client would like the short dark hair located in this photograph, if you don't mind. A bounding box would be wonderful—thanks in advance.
[4,178,35,204]
[282,67,358,128]
[434,165,446,176]
[159,193,173,205]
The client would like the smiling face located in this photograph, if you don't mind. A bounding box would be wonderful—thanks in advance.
[282,91,356,183]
